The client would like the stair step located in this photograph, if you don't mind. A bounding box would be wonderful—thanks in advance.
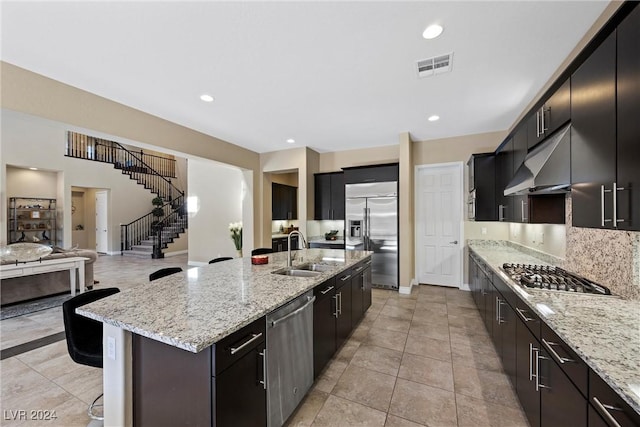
[122,250,153,258]
[131,245,153,252]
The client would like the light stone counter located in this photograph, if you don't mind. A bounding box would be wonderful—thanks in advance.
[78,249,371,353]
[468,240,640,415]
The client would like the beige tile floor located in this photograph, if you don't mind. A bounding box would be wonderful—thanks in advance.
[1,254,191,426]
[286,285,530,427]
[1,254,529,426]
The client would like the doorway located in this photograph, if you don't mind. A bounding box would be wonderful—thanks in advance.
[415,162,463,288]
[95,190,109,253]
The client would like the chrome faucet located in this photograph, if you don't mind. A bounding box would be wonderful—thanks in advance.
[287,230,307,267]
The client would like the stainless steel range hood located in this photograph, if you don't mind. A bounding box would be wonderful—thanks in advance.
[504,124,571,196]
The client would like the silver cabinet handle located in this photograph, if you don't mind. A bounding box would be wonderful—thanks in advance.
[340,274,352,282]
[354,266,364,273]
[365,260,372,266]
[521,200,528,222]
[230,332,263,355]
[592,397,623,427]
[516,307,534,322]
[498,204,505,222]
[542,338,575,364]
[529,343,536,382]
[536,109,541,138]
[320,285,334,295]
[332,294,339,318]
[602,185,613,226]
[536,351,550,391]
[614,182,625,227]
[259,349,267,390]
[541,107,548,135]
[271,296,316,327]
[496,297,504,324]
[338,292,342,315]
[449,240,458,244]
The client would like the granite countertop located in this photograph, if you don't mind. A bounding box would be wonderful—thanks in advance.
[468,240,640,415]
[77,249,371,353]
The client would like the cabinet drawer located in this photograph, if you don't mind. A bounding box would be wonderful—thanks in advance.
[213,317,266,375]
[513,298,541,339]
[336,268,354,286]
[589,369,640,427]
[314,277,336,300]
[541,323,587,396]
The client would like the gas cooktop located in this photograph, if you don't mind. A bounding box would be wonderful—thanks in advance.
[501,263,611,295]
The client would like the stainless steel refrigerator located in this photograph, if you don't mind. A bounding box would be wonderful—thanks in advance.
[345,181,398,289]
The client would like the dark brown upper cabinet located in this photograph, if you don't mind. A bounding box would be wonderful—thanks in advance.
[272,183,297,220]
[616,5,640,231]
[570,30,617,229]
[467,153,497,221]
[527,79,571,150]
[495,138,514,222]
[512,125,529,224]
[314,172,345,220]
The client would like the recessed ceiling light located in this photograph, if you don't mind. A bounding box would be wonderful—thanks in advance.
[423,24,443,40]
[200,94,214,102]
[29,167,38,170]
[286,138,295,144]
[428,115,440,122]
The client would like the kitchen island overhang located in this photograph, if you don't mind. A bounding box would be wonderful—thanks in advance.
[77,249,373,427]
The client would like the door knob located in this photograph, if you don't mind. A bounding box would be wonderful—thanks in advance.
[449,241,458,244]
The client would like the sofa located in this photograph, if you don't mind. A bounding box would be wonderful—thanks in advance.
[1,248,97,306]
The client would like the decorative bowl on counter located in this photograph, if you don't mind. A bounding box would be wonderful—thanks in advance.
[251,255,269,265]
[324,230,339,241]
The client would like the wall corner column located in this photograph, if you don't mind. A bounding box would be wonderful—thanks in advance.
[398,132,414,292]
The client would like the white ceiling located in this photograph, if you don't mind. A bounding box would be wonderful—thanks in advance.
[1,1,609,154]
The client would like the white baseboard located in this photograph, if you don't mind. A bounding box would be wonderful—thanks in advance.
[399,278,418,295]
[459,282,471,291]
[188,260,208,267]
[99,251,121,256]
[164,250,188,257]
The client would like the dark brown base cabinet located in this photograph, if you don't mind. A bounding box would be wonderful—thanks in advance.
[335,270,353,350]
[313,278,337,378]
[133,317,266,427]
[132,256,373,427]
[313,259,372,378]
[468,250,639,427]
[516,319,541,427]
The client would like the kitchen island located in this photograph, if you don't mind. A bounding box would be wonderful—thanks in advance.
[78,249,372,427]
[468,240,640,425]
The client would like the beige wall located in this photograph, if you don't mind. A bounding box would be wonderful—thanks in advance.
[413,130,506,169]
[1,61,262,247]
[319,145,398,172]
[188,158,245,264]
[398,133,414,288]
[260,147,310,247]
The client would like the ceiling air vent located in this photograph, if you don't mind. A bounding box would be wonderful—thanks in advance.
[416,52,453,78]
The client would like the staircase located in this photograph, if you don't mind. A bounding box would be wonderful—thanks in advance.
[66,132,187,258]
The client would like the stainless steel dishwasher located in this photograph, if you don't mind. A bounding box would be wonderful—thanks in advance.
[266,290,315,427]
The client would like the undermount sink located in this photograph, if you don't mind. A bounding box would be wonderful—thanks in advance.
[273,268,322,278]
[272,262,342,278]
[296,263,334,272]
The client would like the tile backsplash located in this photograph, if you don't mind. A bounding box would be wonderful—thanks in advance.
[564,196,640,299]
[467,195,640,299]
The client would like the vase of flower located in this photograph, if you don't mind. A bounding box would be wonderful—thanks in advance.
[229,221,242,257]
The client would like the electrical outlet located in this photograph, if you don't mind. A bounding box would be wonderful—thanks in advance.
[481,227,487,235]
[107,336,116,360]
[539,232,544,244]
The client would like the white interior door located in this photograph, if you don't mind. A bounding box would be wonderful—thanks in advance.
[416,163,463,287]
[95,191,108,253]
